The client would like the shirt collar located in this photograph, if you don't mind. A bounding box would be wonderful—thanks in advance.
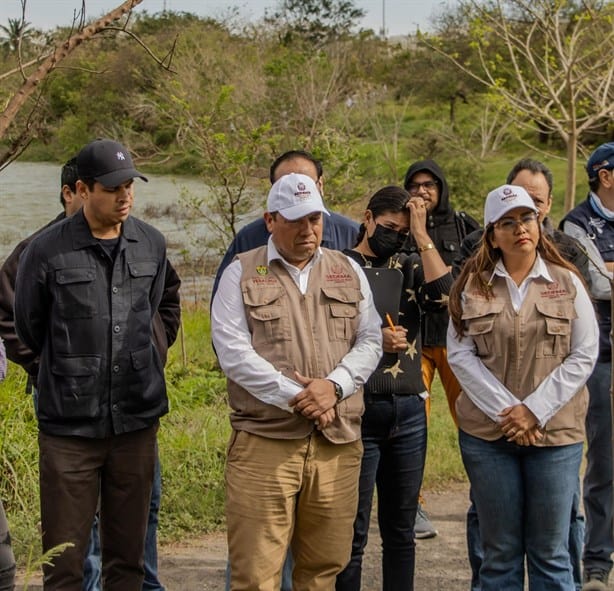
[590,191,614,221]
[493,253,552,283]
[266,236,322,268]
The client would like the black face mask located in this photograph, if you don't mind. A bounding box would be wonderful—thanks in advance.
[367,224,406,259]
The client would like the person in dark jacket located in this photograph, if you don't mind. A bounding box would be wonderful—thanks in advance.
[14,139,170,591]
[402,159,481,537]
[453,158,590,591]
[560,142,614,591]
[0,156,180,591]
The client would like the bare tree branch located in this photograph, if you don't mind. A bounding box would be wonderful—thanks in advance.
[421,0,614,210]
[0,0,145,140]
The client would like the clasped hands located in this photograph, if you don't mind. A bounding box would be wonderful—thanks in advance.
[498,404,543,446]
[289,371,337,430]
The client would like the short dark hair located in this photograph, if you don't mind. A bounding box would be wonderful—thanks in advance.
[354,185,410,246]
[269,150,323,185]
[60,157,78,207]
[506,158,553,195]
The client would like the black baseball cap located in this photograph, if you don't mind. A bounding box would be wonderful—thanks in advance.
[76,138,148,187]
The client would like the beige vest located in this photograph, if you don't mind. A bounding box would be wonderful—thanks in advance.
[456,264,587,446]
[227,247,365,443]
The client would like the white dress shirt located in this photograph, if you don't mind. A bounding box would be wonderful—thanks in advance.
[447,255,599,426]
[211,238,383,413]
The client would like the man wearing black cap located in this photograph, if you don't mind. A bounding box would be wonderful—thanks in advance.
[561,142,614,591]
[14,139,169,591]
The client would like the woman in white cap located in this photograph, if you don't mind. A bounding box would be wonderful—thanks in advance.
[447,185,598,590]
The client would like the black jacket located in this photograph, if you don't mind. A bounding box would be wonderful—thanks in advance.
[15,210,169,438]
[403,160,481,347]
[0,214,181,379]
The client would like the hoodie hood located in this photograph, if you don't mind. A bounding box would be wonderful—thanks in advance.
[403,159,453,221]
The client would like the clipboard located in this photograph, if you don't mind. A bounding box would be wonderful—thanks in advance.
[362,267,404,325]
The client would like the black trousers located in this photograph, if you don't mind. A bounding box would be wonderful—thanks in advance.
[39,424,157,591]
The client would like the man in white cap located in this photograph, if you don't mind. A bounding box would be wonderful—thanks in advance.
[211,172,382,590]
[14,138,169,591]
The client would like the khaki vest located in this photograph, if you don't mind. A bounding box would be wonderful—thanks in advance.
[456,264,587,446]
[227,247,365,443]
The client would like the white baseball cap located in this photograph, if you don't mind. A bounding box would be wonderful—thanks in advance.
[267,173,330,220]
[484,184,539,226]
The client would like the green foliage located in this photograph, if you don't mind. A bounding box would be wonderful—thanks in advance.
[423,379,466,488]
[265,0,366,46]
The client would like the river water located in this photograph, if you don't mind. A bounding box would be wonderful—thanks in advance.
[0,160,254,304]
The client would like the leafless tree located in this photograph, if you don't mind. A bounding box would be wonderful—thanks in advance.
[422,0,614,211]
[0,0,176,167]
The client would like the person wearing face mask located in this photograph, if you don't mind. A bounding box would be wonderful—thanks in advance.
[336,186,452,591]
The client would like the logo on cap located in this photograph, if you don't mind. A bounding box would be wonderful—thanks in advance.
[592,159,610,172]
[501,187,516,201]
[116,151,126,161]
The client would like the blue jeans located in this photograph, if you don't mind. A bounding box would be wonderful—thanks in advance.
[336,394,427,591]
[583,360,614,574]
[460,430,582,591]
[83,449,164,591]
[466,479,585,591]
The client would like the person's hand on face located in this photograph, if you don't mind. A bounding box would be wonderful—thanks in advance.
[407,197,429,241]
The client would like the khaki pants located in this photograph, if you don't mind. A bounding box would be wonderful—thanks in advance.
[39,425,157,591]
[226,430,362,591]
[421,345,461,425]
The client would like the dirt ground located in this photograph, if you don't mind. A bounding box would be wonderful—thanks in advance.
[22,480,614,590]
[158,483,475,590]
[16,483,472,591]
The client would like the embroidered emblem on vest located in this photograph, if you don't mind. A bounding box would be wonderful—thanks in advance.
[256,265,268,275]
[325,264,353,283]
[588,216,606,235]
[540,281,569,299]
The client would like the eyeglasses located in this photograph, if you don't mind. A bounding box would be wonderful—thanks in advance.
[494,211,538,232]
[407,181,438,195]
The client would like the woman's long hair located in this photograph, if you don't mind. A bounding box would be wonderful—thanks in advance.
[353,185,410,247]
[449,225,584,337]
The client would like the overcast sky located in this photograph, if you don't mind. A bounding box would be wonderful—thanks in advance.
[0,0,454,37]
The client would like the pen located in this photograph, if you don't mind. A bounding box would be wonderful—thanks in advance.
[385,313,396,332]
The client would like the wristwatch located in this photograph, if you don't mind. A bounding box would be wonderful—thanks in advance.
[329,380,344,403]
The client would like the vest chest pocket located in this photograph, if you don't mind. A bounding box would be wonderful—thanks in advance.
[465,317,497,357]
[462,299,504,357]
[322,287,361,342]
[248,304,291,344]
[536,301,574,358]
[243,283,291,345]
[55,267,98,319]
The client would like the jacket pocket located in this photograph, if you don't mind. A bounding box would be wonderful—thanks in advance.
[49,355,102,419]
[243,285,291,345]
[55,267,97,319]
[535,300,575,357]
[322,286,361,341]
[128,260,159,311]
[462,300,504,357]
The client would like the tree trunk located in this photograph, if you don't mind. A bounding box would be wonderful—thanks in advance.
[564,136,578,214]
